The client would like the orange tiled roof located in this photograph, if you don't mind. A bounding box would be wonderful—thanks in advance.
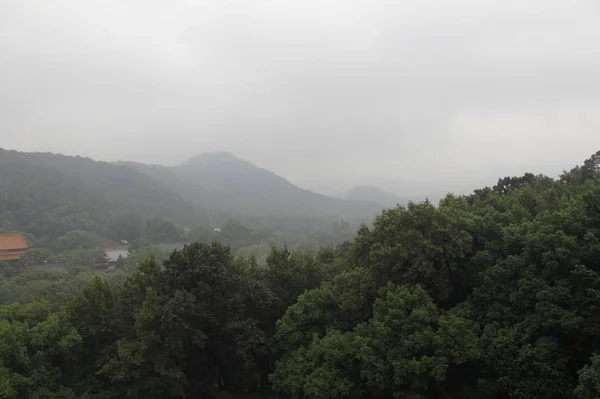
[0,234,29,251]
[0,253,23,261]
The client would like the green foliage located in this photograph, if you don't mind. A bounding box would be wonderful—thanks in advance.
[561,150,600,185]
[20,248,54,265]
[236,243,271,265]
[170,152,382,219]
[272,284,479,398]
[352,197,475,307]
[122,245,169,271]
[576,354,600,398]
[107,213,143,242]
[0,261,15,278]
[0,149,199,240]
[0,300,81,398]
[1,149,372,252]
[56,248,103,270]
[56,230,96,251]
[189,224,216,243]
[0,151,599,398]
[144,217,181,243]
[0,268,125,308]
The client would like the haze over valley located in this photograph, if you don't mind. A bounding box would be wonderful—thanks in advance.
[2,0,600,200]
[2,1,600,398]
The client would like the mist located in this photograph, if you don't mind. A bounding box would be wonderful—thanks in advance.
[1,0,600,198]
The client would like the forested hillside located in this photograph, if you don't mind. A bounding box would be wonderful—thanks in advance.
[0,149,381,247]
[0,149,381,234]
[0,149,199,239]
[124,152,383,218]
[0,151,599,398]
[344,184,405,207]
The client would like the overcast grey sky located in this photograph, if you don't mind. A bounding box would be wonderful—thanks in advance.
[1,0,599,197]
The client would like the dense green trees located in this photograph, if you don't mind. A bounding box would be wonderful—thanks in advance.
[0,149,199,241]
[0,149,380,244]
[272,283,479,398]
[1,150,366,254]
[0,242,325,398]
[143,218,182,243]
[267,151,600,398]
[107,214,143,242]
[1,152,600,398]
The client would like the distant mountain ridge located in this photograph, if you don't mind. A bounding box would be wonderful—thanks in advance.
[0,148,384,225]
[127,152,384,219]
[344,185,405,208]
[0,148,198,237]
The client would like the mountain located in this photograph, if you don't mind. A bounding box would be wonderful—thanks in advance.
[344,185,404,208]
[130,152,384,219]
[288,177,352,198]
[0,149,199,238]
[0,149,385,241]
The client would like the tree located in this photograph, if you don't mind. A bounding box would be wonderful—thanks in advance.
[19,248,54,265]
[56,249,102,271]
[576,354,600,398]
[96,243,276,398]
[107,213,143,242]
[561,150,600,184]
[272,284,480,398]
[351,199,474,308]
[56,230,95,251]
[236,243,271,265]
[1,150,600,398]
[144,218,181,243]
[0,300,81,398]
[0,261,15,278]
[115,254,125,269]
[189,224,215,243]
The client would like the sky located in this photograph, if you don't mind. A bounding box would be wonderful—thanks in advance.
[1,0,600,198]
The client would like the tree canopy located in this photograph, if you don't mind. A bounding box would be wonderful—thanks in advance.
[0,151,600,398]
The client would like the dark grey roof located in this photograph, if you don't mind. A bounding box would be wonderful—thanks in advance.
[28,262,68,272]
[104,248,129,262]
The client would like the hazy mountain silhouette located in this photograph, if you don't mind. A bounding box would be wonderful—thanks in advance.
[0,149,199,236]
[167,152,383,218]
[344,185,405,208]
[1,149,385,228]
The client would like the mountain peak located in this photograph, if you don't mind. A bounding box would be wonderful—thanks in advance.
[344,185,402,207]
[171,152,383,217]
[181,152,244,167]
[199,151,237,159]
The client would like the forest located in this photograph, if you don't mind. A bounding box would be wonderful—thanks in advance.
[1,151,600,398]
[0,149,374,254]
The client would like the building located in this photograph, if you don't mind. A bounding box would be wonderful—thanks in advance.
[0,233,29,262]
[93,254,112,270]
[93,248,129,270]
[104,248,129,263]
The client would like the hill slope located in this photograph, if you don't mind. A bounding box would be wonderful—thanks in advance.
[344,185,404,208]
[163,152,383,218]
[0,149,384,240]
[0,149,198,237]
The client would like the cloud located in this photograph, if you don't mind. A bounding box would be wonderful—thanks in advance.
[1,0,599,196]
